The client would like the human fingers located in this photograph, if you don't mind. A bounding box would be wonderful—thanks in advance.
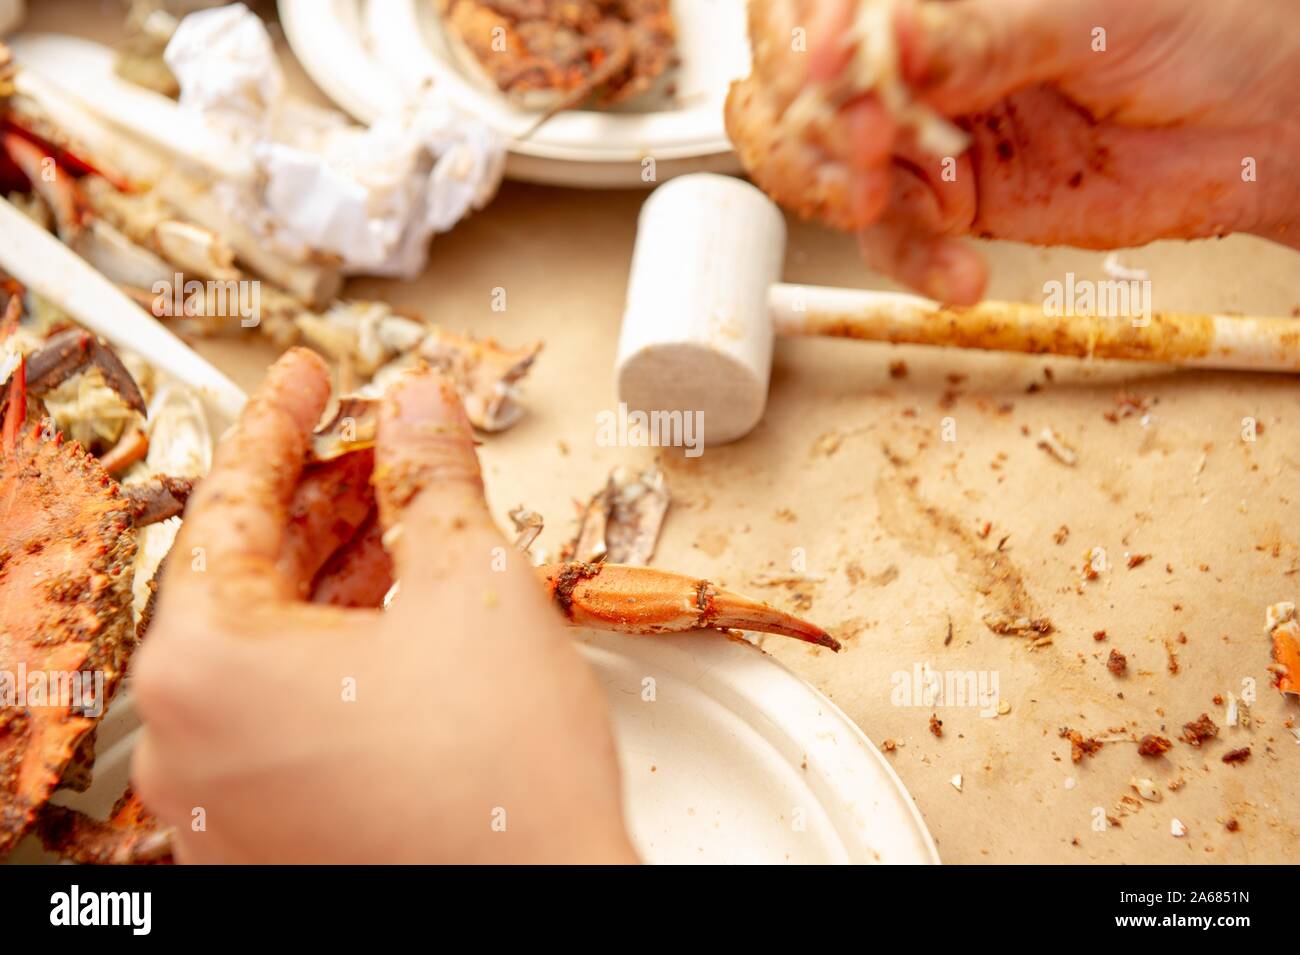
[166,348,331,609]
[370,369,499,585]
[857,215,988,304]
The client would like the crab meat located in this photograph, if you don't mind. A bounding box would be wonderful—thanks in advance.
[437,0,678,110]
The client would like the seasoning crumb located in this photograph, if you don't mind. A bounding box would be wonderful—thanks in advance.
[1054,525,1070,545]
[882,739,897,752]
[1107,649,1128,677]
[1137,734,1172,758]
[1060,727,1103,763]
[1126,553,1151,569]
[1082,547,1104,581]
[983,612,1054,636]
[1181,713,1220,747]
[888,359,908,379]
[1093,630,1108,642]
[929,714,944,738]
[1225,818,1240,833]
[1221,746,1251,765]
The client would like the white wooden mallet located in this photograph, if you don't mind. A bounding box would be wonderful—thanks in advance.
[615,173,1300,445]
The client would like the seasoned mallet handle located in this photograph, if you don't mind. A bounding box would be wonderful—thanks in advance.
[769,284,1300,372]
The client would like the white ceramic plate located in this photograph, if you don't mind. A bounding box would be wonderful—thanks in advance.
[10,630,937,864]
[278,0,747,187]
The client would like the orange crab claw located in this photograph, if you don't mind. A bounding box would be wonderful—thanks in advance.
[537,561,841,651]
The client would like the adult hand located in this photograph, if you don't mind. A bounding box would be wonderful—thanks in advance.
[727,0,1300,303]
[130,349,637,863]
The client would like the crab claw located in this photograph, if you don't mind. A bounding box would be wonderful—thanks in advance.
[26,329,146,414]
[537,561,841,651]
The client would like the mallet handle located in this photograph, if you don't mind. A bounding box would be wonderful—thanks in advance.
[769,283,1300,372]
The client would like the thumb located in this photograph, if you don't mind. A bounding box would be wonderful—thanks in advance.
[899,0,1100,116]
[371,368,501,584]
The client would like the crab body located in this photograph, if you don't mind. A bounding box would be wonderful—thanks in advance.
[0,325,188,856]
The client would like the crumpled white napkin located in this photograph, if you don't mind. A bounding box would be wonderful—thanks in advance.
[165,2,505,278]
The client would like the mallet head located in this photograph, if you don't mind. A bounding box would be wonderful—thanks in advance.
[615,173,786,446]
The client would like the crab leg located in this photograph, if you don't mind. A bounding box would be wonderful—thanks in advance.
[122,476,192,527]
[25,328,146,413]
[538,561,841,651]
[96,424,149,475]
[1,131,86,238]
[1,355,25,447]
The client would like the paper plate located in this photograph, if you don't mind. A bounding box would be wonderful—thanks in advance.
[278,0,747,187]
[578,630,939,864]
[9,630,937,864]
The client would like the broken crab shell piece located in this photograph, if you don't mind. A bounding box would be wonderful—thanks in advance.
[36,788,173,865]
[309,396,379,462]
[567,465,669,566]
[418,327,541,433]
[508,505,545,553]
[1266,601,1300,697]
[538,561,841,651]
[309,331,542,457]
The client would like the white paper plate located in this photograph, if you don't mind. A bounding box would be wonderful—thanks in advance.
[9,630,937,864]
[579,630,939,864]
[278,0,747,187]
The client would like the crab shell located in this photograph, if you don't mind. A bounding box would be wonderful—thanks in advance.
[0,421,138,855]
